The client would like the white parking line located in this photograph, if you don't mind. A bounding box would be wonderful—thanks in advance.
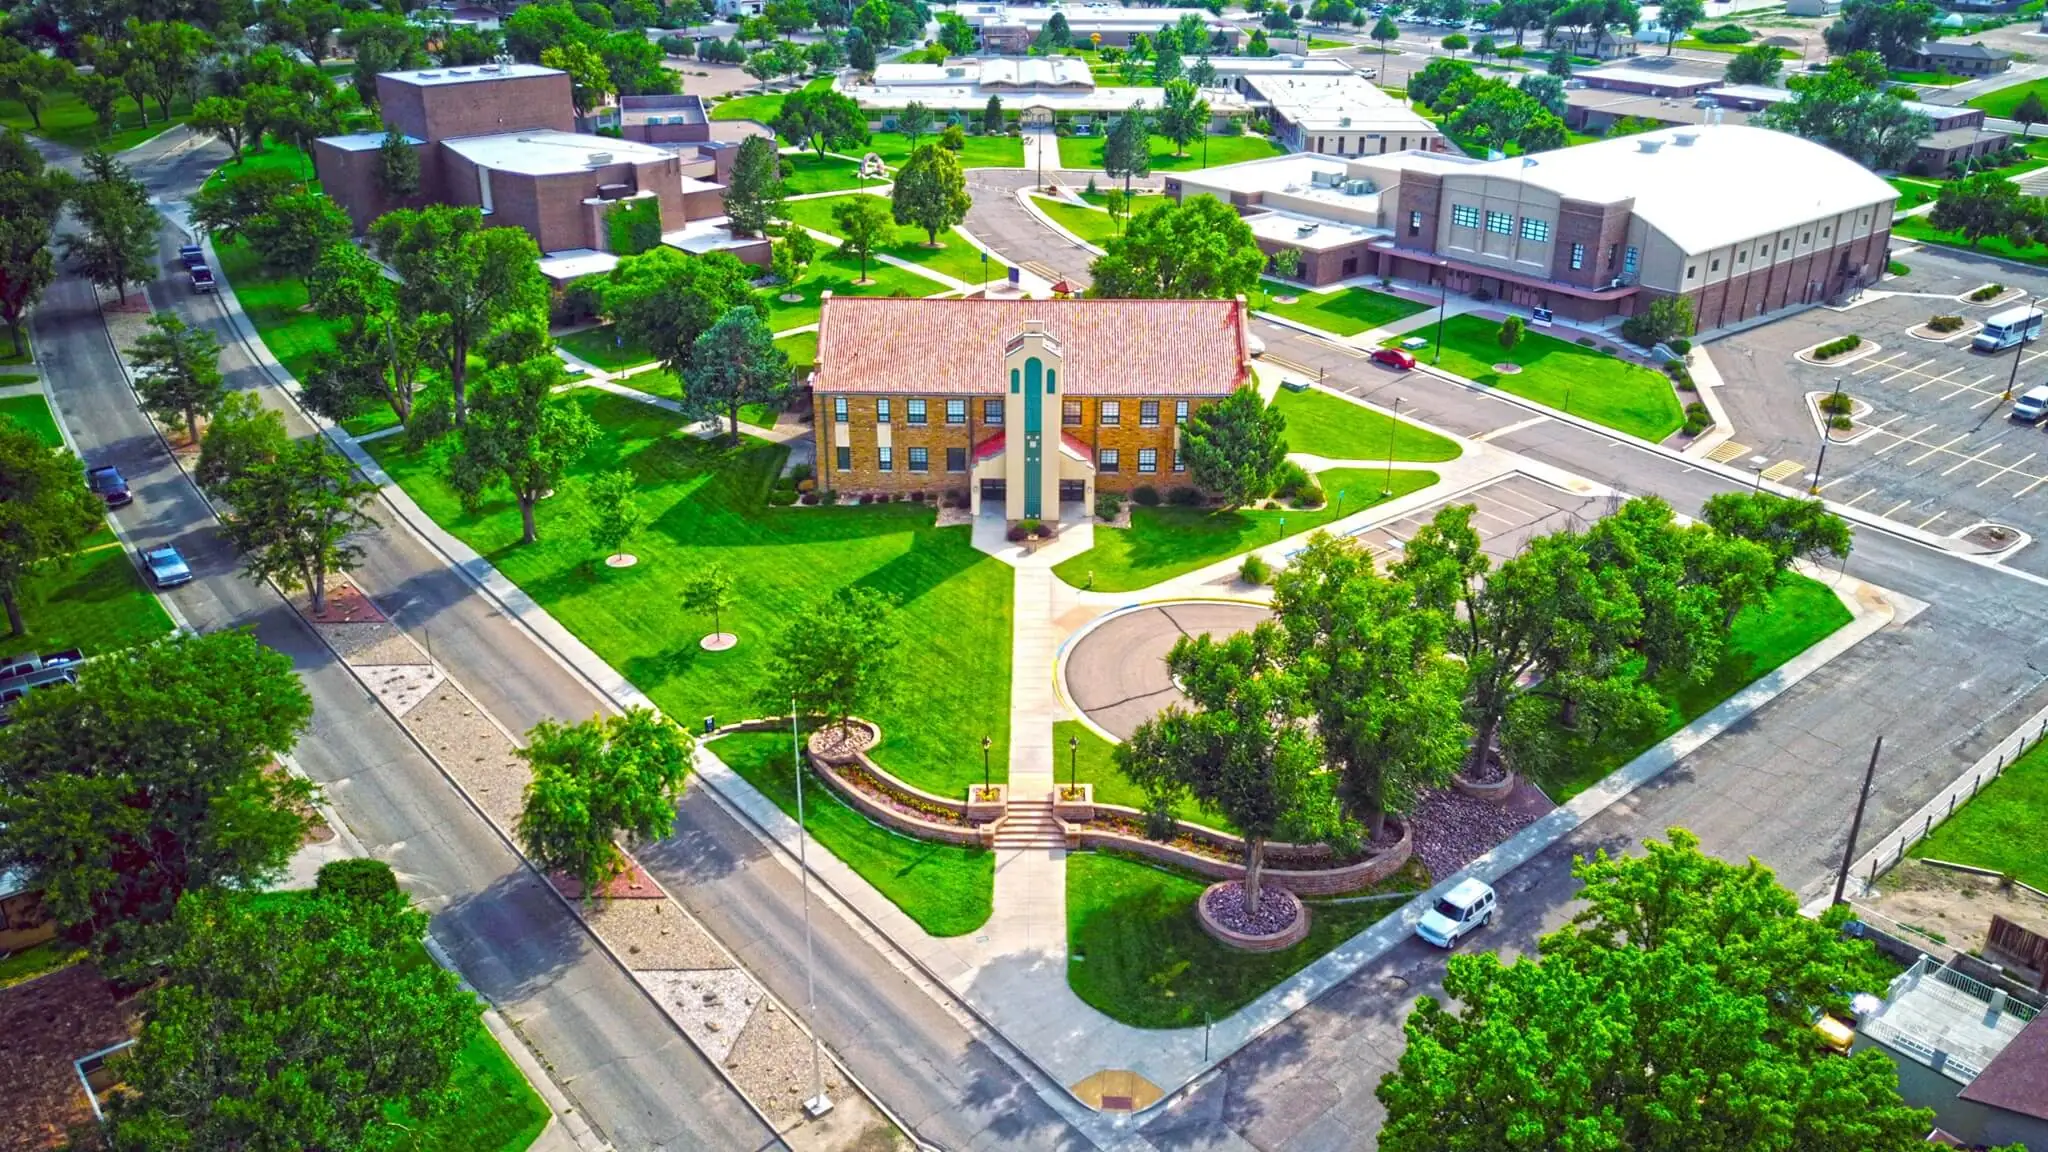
[1941,375,1997,402]
[1861,413,1908,434]
[1971,391,2009,411]
[1980,452,2038,488]
[1817,475,1853,491]
[1906,433,1970,466]
[1907,364,1967,392]
[1882,500,1913,517]
[1844,487,1879,506]
[1884,358,1941,385]
[1919,509,1948,530]
[2020,473,2048,498]
[1854,352,1907,376]
[1941,444,2002,477]
[1872,423,1941,457]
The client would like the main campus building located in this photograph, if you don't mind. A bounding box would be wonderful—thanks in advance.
[809,296,1254,519]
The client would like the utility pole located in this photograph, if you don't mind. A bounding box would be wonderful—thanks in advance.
[1831,735,1883,907]
[1809,376,1842,495]
[791,702,831,1118]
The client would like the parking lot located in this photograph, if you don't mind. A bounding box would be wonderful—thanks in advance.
[1331,472,1612,566]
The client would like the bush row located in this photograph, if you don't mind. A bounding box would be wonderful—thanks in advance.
[1811,333,1863,361]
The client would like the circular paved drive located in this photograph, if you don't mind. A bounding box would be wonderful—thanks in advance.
[1064,602,1270,739]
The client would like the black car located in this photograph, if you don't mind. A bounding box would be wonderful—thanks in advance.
[178,244,206,268]
[86,464,131,507]
[189,265,216,293]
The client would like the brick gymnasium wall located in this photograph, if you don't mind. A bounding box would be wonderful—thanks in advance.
[1686,225,1889,332]
[379,70,575,144]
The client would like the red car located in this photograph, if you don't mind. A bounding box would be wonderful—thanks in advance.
[1372,347,1417,370]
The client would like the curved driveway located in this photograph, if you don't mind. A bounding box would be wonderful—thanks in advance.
[1064,602,1268,737]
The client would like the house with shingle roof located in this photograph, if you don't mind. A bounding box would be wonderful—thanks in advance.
[1909,39,2013,75]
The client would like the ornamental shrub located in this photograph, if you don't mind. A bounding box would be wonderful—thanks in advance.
[1167,485,1204,506]
[1240,554,1271,585]
[1132,484,1162,506]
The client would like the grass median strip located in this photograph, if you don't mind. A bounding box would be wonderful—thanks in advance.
[1269,387,1462,462]
[1391,314,1683,442]
[712,730,994,937]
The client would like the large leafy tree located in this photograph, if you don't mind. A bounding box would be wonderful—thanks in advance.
[1119,623,1334,916]
[1089,194,1266,300]
[369,205,547,427]
[1181,385,1288,507]
[543,40,614,118]
[0,631,314,962]
[0,415,103,637]
[518,708,694,898]
[130,18,212,121]
[890,142,970,246]
[1759,58,1931,169]
[1102,101,1153,197]
[1378,829,1928,1152]
[245,190,353,282]
[772,87,867,156]
[1700,491,1852,577]
[449,354,600,544]
[62,150,157,306]
[190,95,250,160]
[832,193,894,283]
[216,438,379,617]
[1275,533,1469,839]
[687,306,789,444]
[190,164,302,245]
[0,48,73,132]
[723,134,784,239]
[761,586,898,736]
[196,391,291,495]
[128,312,227,447]
[603,246,763,385]
[306,242,444,429]
[1724,41,1783,85]
[106,876,477,1152]
[0,128,67,359]
[1156,77,1210,158]
[1928,170,2032,248]
[1657,0,1703,50]
[1823,0,1936,65]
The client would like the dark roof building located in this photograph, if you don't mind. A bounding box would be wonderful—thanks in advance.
[1910,39,2013,74]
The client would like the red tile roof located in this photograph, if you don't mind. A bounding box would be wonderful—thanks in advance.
[814,296,1251,397]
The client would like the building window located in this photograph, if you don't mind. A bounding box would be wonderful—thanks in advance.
[1822,226,1831,239]
[908,446,929,473]
[984,399,1003,425]
[1173,448,1186,472]
[1570,242,1585,270]
[907,398,927,425]
[1520,217,1550,242]
[836,445,851,471]
[1606,243,1618,269]
[1687,264,1696,279]
[1485,210,1513,236]
[946,447,966,472]
[1064,399,1083,425]
[1623,246,1638,277]
[946,398,966,424]
[1100,400,1120,426]
[1737,249,1747,264]
[1802,231,1811,243]
[833,396,848,423]
[1860,212,1869,226]
[876,398,890,423]
[1451,204,1481,229]
[1780,238,1790,252]
[878,445,893,472]
[1099,448,1120,472]
[1175,399,1189,424]
[1138,448,1158,473]
[1140,400,1159,426]
[1711,258,1721,272]
[1408,210,1423,236]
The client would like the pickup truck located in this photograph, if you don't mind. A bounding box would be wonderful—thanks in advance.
[189,264,216,293]
[177,244,206,268]
[0,647,85,684]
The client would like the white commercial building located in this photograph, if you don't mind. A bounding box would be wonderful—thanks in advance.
[841,59,1253,122]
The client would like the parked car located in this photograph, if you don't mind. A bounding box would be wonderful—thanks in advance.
[177,244,206,268]
[0,648,85,683]
[0,665,79,724]
[1415,877,1496,948]
[140,546,193,589]
[2015,384,2048,423]
[189,265,216,293]
[85,464,131,507]
[1372,347,1417,370]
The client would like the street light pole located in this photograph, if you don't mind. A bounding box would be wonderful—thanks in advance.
[790,701,831,1119]
[981,734,993,796]
[1381,395,1403,497]
[1810,376,1842,495]
[1068,733,1079,795]
[1432,264,1449,365]
[1750,453,1769,493]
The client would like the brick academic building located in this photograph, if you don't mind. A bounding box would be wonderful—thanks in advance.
[810,296,1254,519]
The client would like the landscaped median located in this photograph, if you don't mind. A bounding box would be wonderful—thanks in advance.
[1392,314,1685,442]
[779,192,991,285]
[1268,386,1462,462]
[1253,281,1429,337]
[1026,193,1128,249]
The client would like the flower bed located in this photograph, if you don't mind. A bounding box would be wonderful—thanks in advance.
[1197,882,1310,952]
[1061,803,1414,896]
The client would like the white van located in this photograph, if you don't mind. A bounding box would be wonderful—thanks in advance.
[2015,384,2048,423]
[1415,878,1496,948]
[1973,307,2044,352]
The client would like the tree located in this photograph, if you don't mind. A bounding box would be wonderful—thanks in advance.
[245,191,352,282]
[1275,533,1468,839]
[1102,101,1154,198]
[1372,14,1400,71]
[0,416,102,637]
[984,94,1004,134]
[937,11,976,54]
[1090,194,1266,301]
[1724,40,1783,85]
[687,306,789,443]
[216,439,378,617]
[773,87,867,156]
[1156,77,1210,158]
[543,40,613,118]
[833,193,894,283]
[130,19,212,121]
[1409,57,1475,107]
[196,390,290,497]
[1619,295,1694,346]
[1190,54,1219,88]
[106,882,477,1152]
[378,127,420,197]
[2015,90,2048,138]
[1441,31,1469,57]
[307,243,440,428]
[762,586,898,735]
[0,631,314,961]
[129,312,226,447]
[1658,0,1703,52]
[1497,313,1524,354]
[1824,0,1936,66]
[585,469,643,563]
[73,70,125,139]
[1700,491,1852,576]
[898,99,933,148]
[190,165,301,246]
[1182,385,1288,507]
[723,134,785,239]
[891,142,970,246]
[1152,44,1183,86]
[370,205,548,427]
[61,150,156,306]
[1547,46,1573,77]
[770,0,818,35]
[1929,170,2028,247]
[518,708,693,898]
[1517,72,1566,116]
[449,354,600,544]
[0,129,66,359]
[0,52,71,133]
[1119,623,1332,916]
[1759,60,1931,169]
[190,95,249,161]
[604,247,764,389]
[847,26,877,72]
[681,563,737,644]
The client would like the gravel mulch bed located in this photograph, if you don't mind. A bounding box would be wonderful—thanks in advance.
[402,686,527,827]
[296,578,386,624]
[1408,784,1549,878]
[314,620,427,667]
[808,723,877,760]
[640,969,760,1065]
[1202,881,1301,936]
[585,899,733,971]
[723,997,846,1128]
[358,664,446,718]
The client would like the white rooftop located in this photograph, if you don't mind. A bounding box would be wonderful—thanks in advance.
[952,2,1228,28]
[1239,72,1437,134]
[1243,208,1386,250]
[382,62,559,86]
[441,130,675,176]
[662,217,769,255]
[320,130,423,152]
[1578,64,1722,90]
[842,77,1249,114]
[1178,149,1470,202]
[1860,959,2037,1085]
[872,57,1093,89]
[1196,55,1354,75]
[537,248,619,282]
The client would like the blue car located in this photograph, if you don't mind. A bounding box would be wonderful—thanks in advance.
[86,464,131,507]
[141,546,193,589]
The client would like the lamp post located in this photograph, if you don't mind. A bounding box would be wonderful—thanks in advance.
[1432,263,1450,365]
[1750,453,1769,493]
[790,702,830,1119]
[1381,395,1404,497]
[1067,733,1079,795]
[981,734,993,796]
[1809,376,1843,495]
[2004,295,2042,401]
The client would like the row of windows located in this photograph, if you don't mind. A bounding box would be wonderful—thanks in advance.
[1686,219,1865,280]
[833,397,1192,426]
[1099,447,1182,473]
[1450,204,1550,243]
[834,446,1187,473]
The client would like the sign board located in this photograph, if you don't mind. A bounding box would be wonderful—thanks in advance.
[1531,307,1555,327]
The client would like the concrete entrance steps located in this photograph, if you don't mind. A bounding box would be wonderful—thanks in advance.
[994,797,1064,849]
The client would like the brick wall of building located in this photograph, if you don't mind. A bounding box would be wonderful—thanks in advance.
[1549,198,1633,290]
[379,70,575,143]
[1685,225,1889,331]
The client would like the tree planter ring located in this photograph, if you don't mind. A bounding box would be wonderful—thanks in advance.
[699,631,737,651]
[1197,882,1309,952]
[1451,768,1518,804]
[605,553,638,568]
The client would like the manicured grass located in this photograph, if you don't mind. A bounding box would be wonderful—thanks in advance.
[1077,189,1163,209]
[1888,176,1942,211]
[1269,387,1462,462]
[1055,132,1287,173]
[762,251,950,332]
[1535,574,1852,801]
[559,325,657,372]
[0,939,86,989]
[0,86,190,152]
[713,730,994,935]
[1054,720,1234,831]
[1969,76,2048,119]
[0,335,29,366]
[1052,467,1438,592]
[215,234,352,382]
[0,395,63,447]
[1067,850,1422,1028]
[1911,736,2048,889]
[782,151,878,195]
[859,131,1024,168]
[707,77,833,124]
[1890,69,1967,86]
[12,544,179,659]
[1675,37,1793,56]
[1893,210,2048,268]
[1028,194,1126,248]
[1254,281,1429,336]
[780,193,989,284]
[776,330,819,370]
[0,373,35,386]
[1307,36,1350,48]
[365,392,1012,795]
[1390,314,1684,442]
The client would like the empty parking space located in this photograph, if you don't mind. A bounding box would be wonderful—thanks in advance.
[1329,473,1609,566]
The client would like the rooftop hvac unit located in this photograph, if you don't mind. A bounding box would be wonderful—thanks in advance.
[1673,130,1698,145]
[448,68,471,75]
[1638,138,1664,153]
[479,63,501,71]
[597,183,631,199]
[1310,169,1342,187]
[418,71,442,78]
[1339,116,1352,127]
[1296,222,1321,237]
[587,152,615,166]
[1290,58,1306,68]
[1342,179,1372,194]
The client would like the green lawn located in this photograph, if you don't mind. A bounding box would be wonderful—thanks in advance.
[1888,176,1942,211]
[1077,189,1163,209]
[1028,194,1126,248]
[0,336,29,366]
[1254,281,1430,336]
[0,939,86,990]
[1268,387,1462,462]
[0,373,35,387]
[1055,132,1288,173]
[712,730,994,936]
[1054,720,1234,830]
[1893,211,2048,268]
[1890,69,1967,86]
[559,325,657,372]
[707,77,833,124]
[776,330,819,371]
[1911,733,2048,889]
[762,251,951,332]
[365,392,1012,795]
[0,85,191,152]
[1391,314,1684,441]
[1969,76,2048,119]
[782,151,880,195]
[780,193,990,284]
[1307,36,1350,48]
[0,394,63,447]
[1535,574,1852,801]
[858,131,1024,168]
[203,143,352,386]
[1067,850,1422,1029]
[1052,467,1438,592]
[1675,38,1793,56]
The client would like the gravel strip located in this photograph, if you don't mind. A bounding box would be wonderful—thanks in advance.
[402,686,527,827]
[358,663,447,718]
[639,969,760,1065]
[1408,786,1544,879]
[585,899,734,971]
[723,998,845,1129]
[315,620,427,667]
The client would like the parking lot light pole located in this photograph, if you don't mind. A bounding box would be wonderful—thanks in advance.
[1382,395,1404,497]
[1750,454,1769,492]
[1810,377,1843,496]
[2004,297,2042,401]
